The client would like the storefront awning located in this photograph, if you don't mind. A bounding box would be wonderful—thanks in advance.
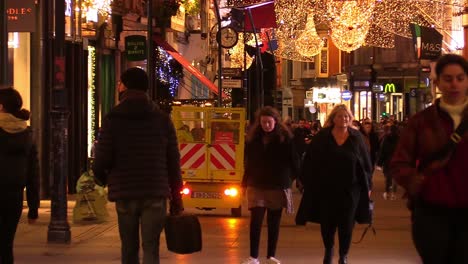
[231,1,277,32]
[153,36,223,96]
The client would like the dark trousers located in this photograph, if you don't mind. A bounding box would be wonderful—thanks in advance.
[249,207,282,259]
[0,192,23,264]
[116,198,166,264]
[412,202,468,264]
[320,216,355,257]
[383,170,397,193]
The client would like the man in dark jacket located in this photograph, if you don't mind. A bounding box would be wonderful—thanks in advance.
[93,67,183,264]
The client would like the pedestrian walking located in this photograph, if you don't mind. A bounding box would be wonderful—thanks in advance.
[359,118,380,170]
[390,53,468,264]
[241,106,300,264]
[92,67,184,264]
[296,104,373,264]
[0,88,39,264]
[377,123,400,200]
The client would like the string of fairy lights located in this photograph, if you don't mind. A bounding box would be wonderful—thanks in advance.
[87,46,96,158]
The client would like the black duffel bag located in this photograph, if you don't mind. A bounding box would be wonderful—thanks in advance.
[165,214,202,254]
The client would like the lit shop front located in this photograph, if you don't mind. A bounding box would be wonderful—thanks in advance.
[373,81,404,121]
[352,80,372,121]
[306,87,342,125]
[6,0,36,120]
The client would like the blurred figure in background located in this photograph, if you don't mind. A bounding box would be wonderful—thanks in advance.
[377,123,400,200]
[359,118,380,170]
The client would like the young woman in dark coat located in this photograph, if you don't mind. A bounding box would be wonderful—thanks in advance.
[296,104,373,264]
[241,106,300,264]
[0,88,39,264]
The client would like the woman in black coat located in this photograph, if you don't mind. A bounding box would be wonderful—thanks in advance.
[241,106,300,264]
[0,88,39,264]
[296,104,372,264]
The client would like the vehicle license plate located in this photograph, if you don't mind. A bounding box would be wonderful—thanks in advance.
[191,192,222,199]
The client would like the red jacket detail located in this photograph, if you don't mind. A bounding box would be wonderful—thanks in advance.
[390,99,468,208]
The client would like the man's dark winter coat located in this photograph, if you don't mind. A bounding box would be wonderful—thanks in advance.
[92,90,182,202]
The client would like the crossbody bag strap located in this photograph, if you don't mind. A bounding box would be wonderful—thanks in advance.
[418,119,468,172]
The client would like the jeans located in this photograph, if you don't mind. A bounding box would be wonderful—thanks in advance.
[0,192,23,264]
[412,202,468,264]
[116,198,167,264]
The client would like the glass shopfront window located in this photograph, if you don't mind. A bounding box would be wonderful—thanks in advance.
[353,91,371,121]
[8,32,31,120]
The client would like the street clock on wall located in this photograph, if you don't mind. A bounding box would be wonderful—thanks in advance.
[216,26,239,49]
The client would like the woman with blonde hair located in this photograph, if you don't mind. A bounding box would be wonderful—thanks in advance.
[297,104,373,264]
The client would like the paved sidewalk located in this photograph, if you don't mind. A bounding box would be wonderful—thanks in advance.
[14,171,421,263]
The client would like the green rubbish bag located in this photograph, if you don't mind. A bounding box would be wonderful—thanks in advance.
[73,171,109,224]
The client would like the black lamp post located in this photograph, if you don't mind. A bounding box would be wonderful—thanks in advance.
[47,0,71,244]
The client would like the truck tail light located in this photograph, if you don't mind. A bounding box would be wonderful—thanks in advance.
[181,187,191,195]
[224,187,239,197]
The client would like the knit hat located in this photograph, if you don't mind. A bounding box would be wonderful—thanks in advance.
[120,67,148,91]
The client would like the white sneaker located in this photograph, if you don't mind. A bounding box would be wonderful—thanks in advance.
[241,257,260,264]
[266,257,281,264]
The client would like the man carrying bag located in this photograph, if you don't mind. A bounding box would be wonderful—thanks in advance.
[93,67,183,264]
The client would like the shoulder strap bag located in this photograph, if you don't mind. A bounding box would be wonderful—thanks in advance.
[407,119,467,212]
[418,119,467,172]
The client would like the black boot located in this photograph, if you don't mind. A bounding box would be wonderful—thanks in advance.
[323,248,333,264]
[338,255,348,264]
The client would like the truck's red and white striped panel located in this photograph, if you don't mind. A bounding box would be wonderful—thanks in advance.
[180,143,206,169]
[210,144,236,170]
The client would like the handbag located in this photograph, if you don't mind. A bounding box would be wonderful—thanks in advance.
[165,214,202,254]
[353,200,376,244]
[407,119,468,211]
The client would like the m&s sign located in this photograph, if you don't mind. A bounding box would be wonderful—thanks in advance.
[384,83,396,93]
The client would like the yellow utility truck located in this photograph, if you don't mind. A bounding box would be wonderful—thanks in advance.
[171,106,246,217]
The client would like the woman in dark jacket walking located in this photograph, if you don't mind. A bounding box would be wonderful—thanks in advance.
[0,88,39,264]
[241,106,300,264]
[297,104,372,264]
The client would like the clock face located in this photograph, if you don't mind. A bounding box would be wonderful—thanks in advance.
[217,27,239,49]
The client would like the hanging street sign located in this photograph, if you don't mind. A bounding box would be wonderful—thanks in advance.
[125,35,147,61]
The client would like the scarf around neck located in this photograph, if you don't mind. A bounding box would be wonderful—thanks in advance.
[439,97,468,129]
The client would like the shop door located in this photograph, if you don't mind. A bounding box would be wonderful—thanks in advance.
[390,93,404,121]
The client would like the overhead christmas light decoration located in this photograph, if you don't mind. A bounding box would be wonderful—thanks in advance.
[294,12,325,57]
[365,24,395,49]
[327,0,375,52]
[228,33,256,69]
[82,0,113,19]
[268,0,463,59]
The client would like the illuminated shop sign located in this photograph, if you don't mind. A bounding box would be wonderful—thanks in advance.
[7,0,36,32]
[384,83,396,93]
[341,90,352,101]
[312,88,341,103]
